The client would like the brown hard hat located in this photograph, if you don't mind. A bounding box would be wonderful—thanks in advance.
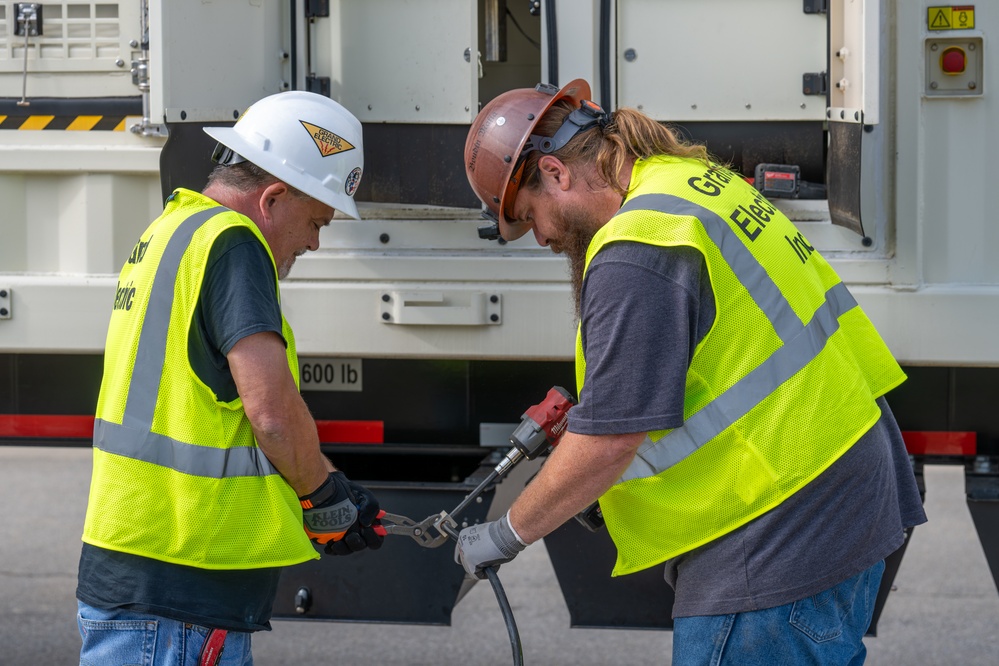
[464,79,591,240]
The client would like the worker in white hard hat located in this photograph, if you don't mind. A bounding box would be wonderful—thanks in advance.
[77,91,381,665]
[455,80,927,665]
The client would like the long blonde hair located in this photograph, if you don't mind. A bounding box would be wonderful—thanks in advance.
[520,101,711,197]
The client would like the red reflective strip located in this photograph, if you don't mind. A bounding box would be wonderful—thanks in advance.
[765,171,795,180]
[0,414,96,439]
[902,431,976,456]
[0,415,384,444]
[315,420,384,444]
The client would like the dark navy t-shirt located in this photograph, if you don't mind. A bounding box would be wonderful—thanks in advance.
[567,241,927,617]
[77,226,288,632]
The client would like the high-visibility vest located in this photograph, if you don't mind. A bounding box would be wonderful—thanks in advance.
[82,189,318,569]
[578,156,906,576]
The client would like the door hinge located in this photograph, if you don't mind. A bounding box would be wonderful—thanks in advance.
[802,71,829,96]
[306,76,331,97]
[803,0,828,14]
[305,0,329,19]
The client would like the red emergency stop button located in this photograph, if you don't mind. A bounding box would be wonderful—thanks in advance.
[941,46,967,75]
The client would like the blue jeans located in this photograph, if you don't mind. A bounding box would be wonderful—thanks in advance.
[672,560,885,666]
[77,601,253,666]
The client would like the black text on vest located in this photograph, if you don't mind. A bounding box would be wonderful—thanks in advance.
[785,231,815,264]
[128,236,154,265]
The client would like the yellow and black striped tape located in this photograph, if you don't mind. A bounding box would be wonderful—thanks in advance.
[0,114,129,131]
[0,96,142,131]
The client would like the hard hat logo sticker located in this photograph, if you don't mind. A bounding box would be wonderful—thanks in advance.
[300,121,356,157]
[345,167,362,196]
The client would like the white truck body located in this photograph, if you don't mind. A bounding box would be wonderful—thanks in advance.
[1,0,995,627]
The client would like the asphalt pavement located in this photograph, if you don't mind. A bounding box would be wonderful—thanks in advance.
[1,446,997,665]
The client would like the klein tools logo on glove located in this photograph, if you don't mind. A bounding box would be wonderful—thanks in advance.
[302,498,357,541]
[299,470,385,555]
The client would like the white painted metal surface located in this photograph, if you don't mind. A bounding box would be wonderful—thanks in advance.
[150,0,290,124]
[0,0,997,369]
[320,0,477,124]
[829,0,880,124]
[542,0,606,96]
[616,0,826,122]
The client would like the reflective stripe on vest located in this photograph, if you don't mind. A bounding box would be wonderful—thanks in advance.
[618,194,808,342]
[93,205,278,479]
[93,420,277,478]
[614,194,858,484]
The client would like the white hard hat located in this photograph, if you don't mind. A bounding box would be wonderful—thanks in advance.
[204,91,364,219]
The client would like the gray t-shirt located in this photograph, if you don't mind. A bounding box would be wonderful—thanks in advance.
[567,241,926,617]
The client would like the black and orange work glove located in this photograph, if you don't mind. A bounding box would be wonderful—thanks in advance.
[299,471,384,556]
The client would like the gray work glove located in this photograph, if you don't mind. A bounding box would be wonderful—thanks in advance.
[454,512,527,579]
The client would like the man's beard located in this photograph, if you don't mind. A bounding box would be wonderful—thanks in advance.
[277,256,295,280]
[548,202,600,319]
[278,251,305,280]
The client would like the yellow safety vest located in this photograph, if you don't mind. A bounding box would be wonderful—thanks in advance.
[82,189,318,569]
[578,156,906,576]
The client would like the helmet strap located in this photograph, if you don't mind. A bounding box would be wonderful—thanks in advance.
[525,99,608,157]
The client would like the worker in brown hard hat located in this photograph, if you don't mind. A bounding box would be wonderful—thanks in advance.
[455,79,926,665]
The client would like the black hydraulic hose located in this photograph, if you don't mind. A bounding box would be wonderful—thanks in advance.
[441,518,523,666]
[485,566,524,666]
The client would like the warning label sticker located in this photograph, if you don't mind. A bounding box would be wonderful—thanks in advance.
[928,6,975,31]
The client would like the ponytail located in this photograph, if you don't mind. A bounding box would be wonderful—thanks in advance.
[521,102,712,197]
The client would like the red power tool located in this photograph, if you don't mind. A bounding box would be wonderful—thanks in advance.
[492,385,576,478]
[375,386,577,545]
